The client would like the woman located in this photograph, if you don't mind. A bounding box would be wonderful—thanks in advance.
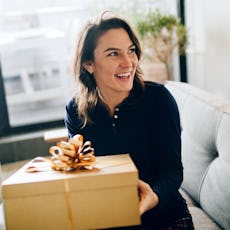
[65,13,194,229]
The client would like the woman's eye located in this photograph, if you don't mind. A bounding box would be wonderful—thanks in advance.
[128,47,136,54]
[108,52,118,57]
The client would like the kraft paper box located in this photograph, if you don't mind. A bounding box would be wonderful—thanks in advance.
[2,154,140,230]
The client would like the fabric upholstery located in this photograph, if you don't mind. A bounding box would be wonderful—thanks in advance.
[166,81,230,230]
[189,207,221,230]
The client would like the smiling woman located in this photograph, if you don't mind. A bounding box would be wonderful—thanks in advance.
[64,13,194,229]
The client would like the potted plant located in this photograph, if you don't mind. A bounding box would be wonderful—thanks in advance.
[136,10,188,81]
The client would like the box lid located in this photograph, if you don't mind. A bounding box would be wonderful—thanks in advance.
[2,154,138,199]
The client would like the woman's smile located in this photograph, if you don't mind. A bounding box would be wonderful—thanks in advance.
[114,71,131,79]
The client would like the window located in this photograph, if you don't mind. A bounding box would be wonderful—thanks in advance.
[0,0,182,136]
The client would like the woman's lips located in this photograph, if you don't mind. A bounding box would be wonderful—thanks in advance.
[115,72,131,79]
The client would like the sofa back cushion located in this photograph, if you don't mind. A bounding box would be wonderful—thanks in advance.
[166,81,230,230]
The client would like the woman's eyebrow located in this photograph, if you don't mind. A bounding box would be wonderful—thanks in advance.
[103,47,120,53]
[103,44,135,53]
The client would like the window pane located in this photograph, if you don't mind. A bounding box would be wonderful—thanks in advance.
[0,0,177,128]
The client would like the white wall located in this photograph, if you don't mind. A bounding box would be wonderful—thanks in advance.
[185,0,230,99]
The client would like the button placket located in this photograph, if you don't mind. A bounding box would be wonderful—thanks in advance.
[112,107,120,135]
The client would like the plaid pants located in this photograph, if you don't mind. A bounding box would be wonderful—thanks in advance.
[167,209,194,230]
[106,209,195,230]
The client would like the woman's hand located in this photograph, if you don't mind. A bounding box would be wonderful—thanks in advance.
[138,179,159,215]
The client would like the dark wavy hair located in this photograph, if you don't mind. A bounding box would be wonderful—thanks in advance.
[72,13,145,127]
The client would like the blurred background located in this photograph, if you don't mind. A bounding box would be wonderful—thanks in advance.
[0,0,179,134]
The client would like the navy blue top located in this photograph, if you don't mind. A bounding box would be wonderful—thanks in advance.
[65,81,188,228]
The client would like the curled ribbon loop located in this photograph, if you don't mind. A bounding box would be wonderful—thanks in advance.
[49,134,96,171]
[26,134,96,173]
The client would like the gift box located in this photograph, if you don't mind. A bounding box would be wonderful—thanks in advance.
[2,154,140,230]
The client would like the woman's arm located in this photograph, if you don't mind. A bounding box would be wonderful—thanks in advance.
[65,98,81,138]
[148,85,183,212]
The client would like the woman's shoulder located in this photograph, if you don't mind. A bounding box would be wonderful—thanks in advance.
[143,81,178,109]
[66,97,76,107]
[66,97,77,113]
[144,80,163,88]
[144,81,170,96]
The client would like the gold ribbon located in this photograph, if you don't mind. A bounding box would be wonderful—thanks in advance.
[64,172,74,230]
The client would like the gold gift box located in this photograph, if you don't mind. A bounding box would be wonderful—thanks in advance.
[2,154,140,229]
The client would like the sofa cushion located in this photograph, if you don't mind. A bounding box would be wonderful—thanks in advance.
[180,95,221,202]
[166,81,230,230]
[200,112,230,230]
[179,188,198,207]
[189,206,221,230]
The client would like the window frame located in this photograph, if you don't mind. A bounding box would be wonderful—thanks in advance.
[0,60,10,136]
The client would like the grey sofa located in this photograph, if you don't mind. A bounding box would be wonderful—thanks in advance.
[166,81,230,230]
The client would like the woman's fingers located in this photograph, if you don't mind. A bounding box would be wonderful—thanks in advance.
[138,179,159,215]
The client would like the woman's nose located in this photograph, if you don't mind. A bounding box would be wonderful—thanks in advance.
[120,54,133,67]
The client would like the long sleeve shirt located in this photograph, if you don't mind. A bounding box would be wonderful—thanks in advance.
[65,81,188,228]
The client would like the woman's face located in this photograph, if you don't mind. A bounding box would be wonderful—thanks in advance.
[86,28,138,99]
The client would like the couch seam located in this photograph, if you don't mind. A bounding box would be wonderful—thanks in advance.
[214,110,225,149]
[197,110,224,204]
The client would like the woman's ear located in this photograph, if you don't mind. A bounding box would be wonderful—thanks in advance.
[83,62,94,74]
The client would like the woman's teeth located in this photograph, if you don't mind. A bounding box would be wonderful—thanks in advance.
[115,72,130,78]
